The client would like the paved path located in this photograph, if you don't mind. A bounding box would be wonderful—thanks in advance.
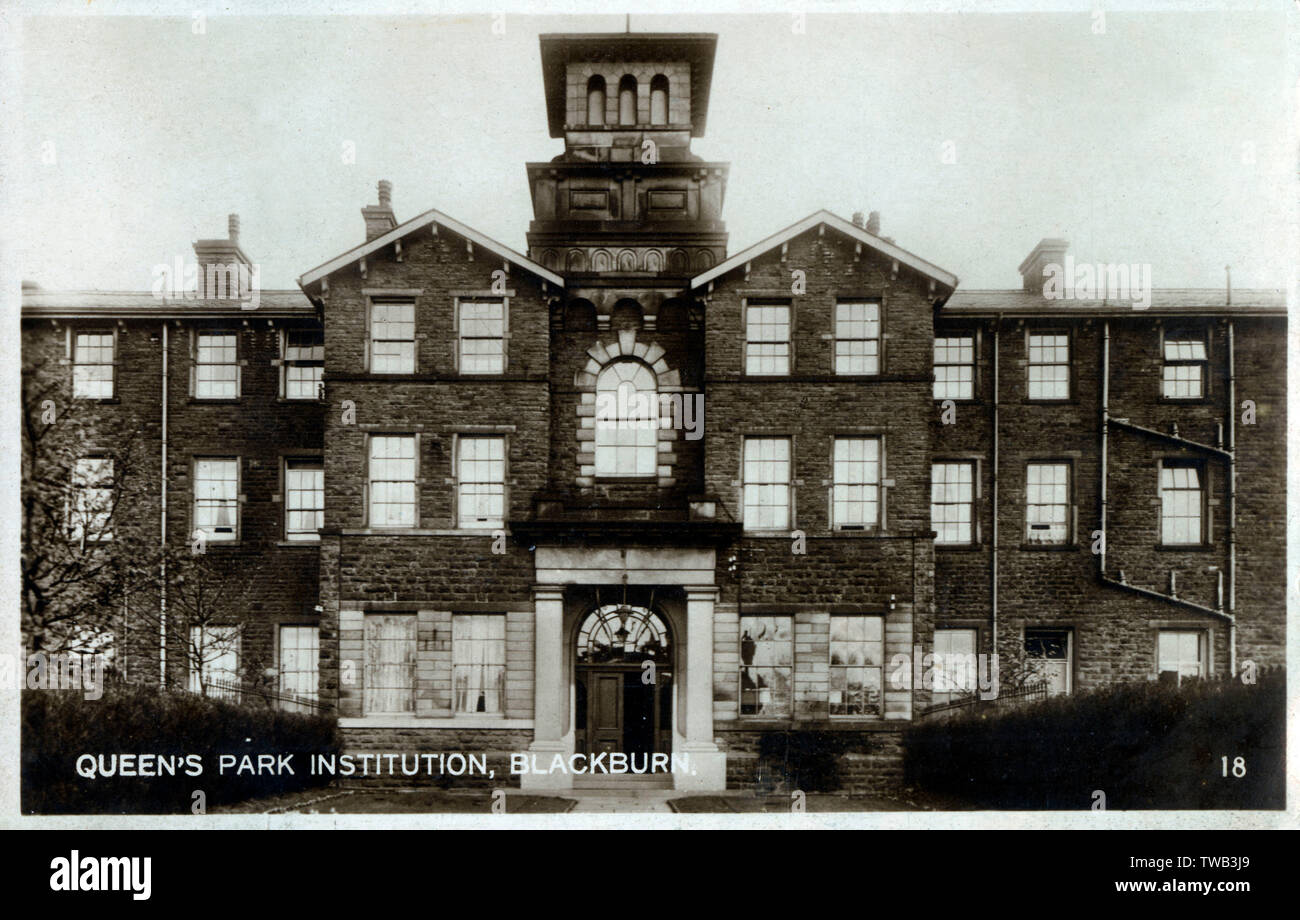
[566,790,676,813]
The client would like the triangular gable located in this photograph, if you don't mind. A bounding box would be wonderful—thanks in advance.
[690,209,959,293]
[298,208,565,290]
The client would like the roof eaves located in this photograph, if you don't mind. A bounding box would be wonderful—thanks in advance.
[689,209,959,291]
[297,208,564,289]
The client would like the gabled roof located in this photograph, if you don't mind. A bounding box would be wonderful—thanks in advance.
[690,209,959,293]
[297,208,564,291]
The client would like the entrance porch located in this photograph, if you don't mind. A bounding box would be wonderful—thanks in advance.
[520,546,725,792]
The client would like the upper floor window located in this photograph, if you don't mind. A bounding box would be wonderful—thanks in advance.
[834,301,880,375]
[595,361,658,478]
[1160,460,1204,545]
[745,301,790,375]
[457,436,506,528]
[194,457,239,542]
[1157,630,1204,684]
[73,331,115,399]
[1162,328,1208,399]
[368,435,417,528]
[649,74,669,125]
[284,458,323,542]
[931,461,974,545]
[831,437,881,530]
[68,457,113,543]
[1025,462,1070,545]
[458,299,505,374]
[195,331,239,399]
[586,75,606,126]
[618,75,637,126]
[453,614,506,715]
[369,299,416,374]
[283,329,324,399]
[829,615,884,717]
[1027,332,1069,400]
[739,615,793,717]
[934,334,974,400]
[743,437,791,530]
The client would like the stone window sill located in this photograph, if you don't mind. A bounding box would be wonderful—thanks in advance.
[338,717,534,730]
[721,719,901,732]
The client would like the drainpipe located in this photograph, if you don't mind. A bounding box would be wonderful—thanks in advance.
[1227,321,1237,676]
[1097,319,1236,661]
[990,317,1000,659]
[1100,321,1109,575]
[160,323,168,686]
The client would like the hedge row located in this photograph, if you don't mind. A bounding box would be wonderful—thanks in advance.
[902,669,1285,810]
[22,685,340,814]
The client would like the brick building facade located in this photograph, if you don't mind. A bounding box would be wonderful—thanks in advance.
[22,32,1285,793]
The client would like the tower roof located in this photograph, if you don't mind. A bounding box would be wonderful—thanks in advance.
[539,32,718,138]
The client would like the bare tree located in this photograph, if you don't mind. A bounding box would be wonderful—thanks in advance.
[21,356,157,659]
[141,545,266,698]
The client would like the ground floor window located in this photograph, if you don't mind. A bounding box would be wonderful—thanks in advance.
[739,615,793,717]
[188,625,240,699]
[279,625,319,710]
[1157,630,1204,684]
[829,615,883,716]
[364,614,416,714]
[1024,628,1072,695]
[452,614,506,714]
[932,627,977,705]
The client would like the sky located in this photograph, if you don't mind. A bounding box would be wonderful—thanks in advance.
[10,6,1297,293]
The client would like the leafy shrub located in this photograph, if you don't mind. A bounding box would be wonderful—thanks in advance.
[757,731,851,793]
[902,669,1284,809]
[22,684,340,814]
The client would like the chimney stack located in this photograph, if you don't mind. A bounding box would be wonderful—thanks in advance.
[362,180,398,241]
[193,214,254,299]
[851,211,865,228]
[1017,238,1070,294]
[865,211,881,236]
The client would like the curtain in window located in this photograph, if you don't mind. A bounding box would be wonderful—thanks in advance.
[453,615,505,714]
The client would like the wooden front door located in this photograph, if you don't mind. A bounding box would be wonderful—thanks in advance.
[588,671,624,757]
[578,667,672,758]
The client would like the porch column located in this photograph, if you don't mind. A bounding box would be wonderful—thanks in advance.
[679,585,726,791]
[521,586,571,791]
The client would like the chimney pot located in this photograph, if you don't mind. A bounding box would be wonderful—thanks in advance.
[362,181,398,241]
[866,211,881,235]
[228,213,240,244]
[851,211,865,228]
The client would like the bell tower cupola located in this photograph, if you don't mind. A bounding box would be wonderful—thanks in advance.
[526,33,729,278]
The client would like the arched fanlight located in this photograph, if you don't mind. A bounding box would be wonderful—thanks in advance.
[577,604,671,664]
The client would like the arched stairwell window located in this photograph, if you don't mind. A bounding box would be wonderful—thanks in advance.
[595,360,658,477]
[618,75,637,126]
[587,76,606,126]
[650,75,669,125]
